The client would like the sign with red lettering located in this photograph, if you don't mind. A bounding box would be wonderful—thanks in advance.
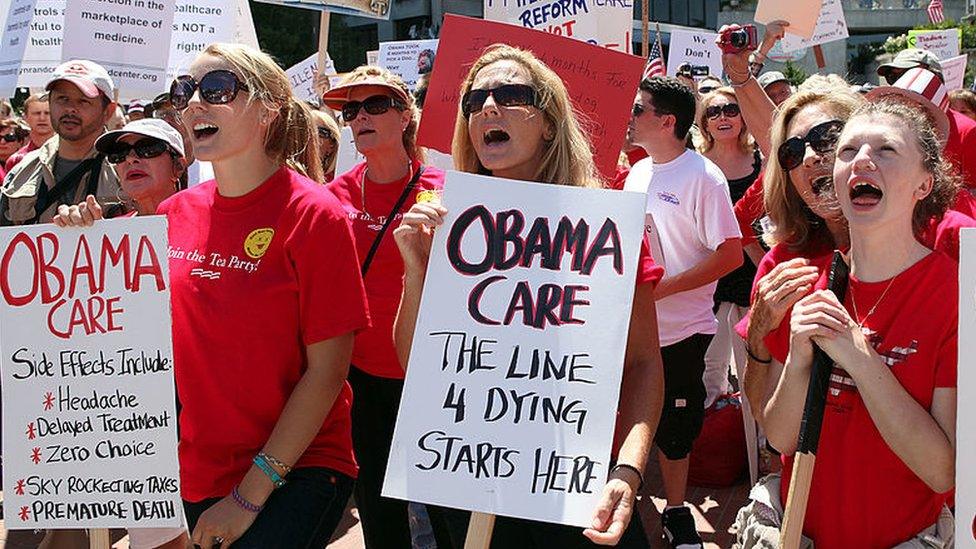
[417,14,645,181]
[383,172,646,527]
[484,0,632,54]
[958,229,976,547]
[0,217,181,529]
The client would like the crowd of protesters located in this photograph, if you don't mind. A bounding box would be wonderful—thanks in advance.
[0,15,965,549]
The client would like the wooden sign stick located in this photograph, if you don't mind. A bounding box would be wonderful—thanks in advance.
[812,45,826,72]
[780,251,849,548]
[641,0,649,57]
[317,11,331,74]
[89,528,111,549]
[464,512,495,549]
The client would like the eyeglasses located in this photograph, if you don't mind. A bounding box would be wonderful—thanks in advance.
[106,138,170,165]
[698,86,719,95]
[777,119,844,171]
[169,70,249,110]
[461,84,537,116]
[631,103,647,117]
[341,95,406,122]
[705,103,741,120]
[317,126,336,140]
[1,132,23,142]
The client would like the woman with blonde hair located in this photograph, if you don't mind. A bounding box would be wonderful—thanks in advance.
[393,44,665,548]
[161,43,370,548]
[312,108,340,181]
[321,65,445,549]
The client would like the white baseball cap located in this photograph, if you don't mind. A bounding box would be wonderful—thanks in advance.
[95,118,185,158]
[46,60,116,100]
[866,67,949,146]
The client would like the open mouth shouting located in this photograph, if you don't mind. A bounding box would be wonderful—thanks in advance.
[849,178,884,210]
[483,127,510,146]
[192,122,218,141]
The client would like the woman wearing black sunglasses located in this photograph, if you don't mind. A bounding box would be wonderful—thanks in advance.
[393,44,665,549]
[0,119,28,181]
[159,43,370,549]
[312,109,340,181]
[319,65,446,549]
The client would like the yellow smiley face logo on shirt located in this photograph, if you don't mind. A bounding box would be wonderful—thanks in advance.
[244,228,275,259]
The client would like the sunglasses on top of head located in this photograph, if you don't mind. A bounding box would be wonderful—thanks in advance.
[705,103,740,120]
[169,70,249,110]
[777,119,844,172]
[106,138,170,165]
[461,84,538,116]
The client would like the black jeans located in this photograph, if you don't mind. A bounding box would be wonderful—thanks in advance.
[183,467,352,548]
[348,366,412,549]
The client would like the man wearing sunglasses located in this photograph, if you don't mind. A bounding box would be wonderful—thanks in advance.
[1,60,120,226]
[624,77,742,549]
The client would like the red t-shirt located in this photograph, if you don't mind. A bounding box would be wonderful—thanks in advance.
[608,148,649,191]
[157,167,370,501]
[4,140,39,173]
[327,161,445,379]
[945,109,976,189]
[779,251,956,549]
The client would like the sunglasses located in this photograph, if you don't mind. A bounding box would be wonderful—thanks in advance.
[698,86,719,95]
[1,132,23,142]
[705,103,741,120]
[461,84,537,116]
[341,95,405,122]
[106,138,170,165]
[169,70,249,110]
[317,126,336,140]
[777,119,844,171]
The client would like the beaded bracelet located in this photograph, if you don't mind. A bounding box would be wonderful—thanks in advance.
[258,452,292,474]
[610,463,644,491]
[253,454,287,488]
[231,485,263,513]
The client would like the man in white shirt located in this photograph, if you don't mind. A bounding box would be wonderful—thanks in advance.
[624,77,742,549]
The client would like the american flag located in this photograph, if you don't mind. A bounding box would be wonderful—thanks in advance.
[927,0,945,24]
[643,39,666,80]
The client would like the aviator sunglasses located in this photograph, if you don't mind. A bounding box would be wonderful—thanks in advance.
[461,84,538,116]
[777,119,844,171]
[106,138,170,165]
[705,103,741,120]
[169,70,249,110]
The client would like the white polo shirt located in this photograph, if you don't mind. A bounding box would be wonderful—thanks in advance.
[624,149,740,347]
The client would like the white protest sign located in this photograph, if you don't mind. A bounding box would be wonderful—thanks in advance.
[377,39,438,91]
[334,126,364,175]
[958,229,976,549]
[383,172,646,527]
[366,50,379,66]
[0,0,37,96]
[253,0,391,20]
[167,0,237,81]
[0,218,181,530]
[61,0,175,99]
[667,29,723,79]
[755,0,821,40]
[942,54,967,91]
[778,0,848,53]
[234,0,258,49]
[908,29,961,61]
[286,52,336,103]
[484,0,632,54]
[16,0,62,90]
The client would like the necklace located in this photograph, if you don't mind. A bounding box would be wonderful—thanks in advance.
[360,161,413,218]
[848,274,899,328]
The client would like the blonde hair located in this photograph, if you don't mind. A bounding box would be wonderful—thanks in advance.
[202,43,323,183]
[452,44,599,188]
[313,109,340,176]
[23,93,47,113]
[337,65,423,162]
[697,87,754,155]
[764,81,863,249]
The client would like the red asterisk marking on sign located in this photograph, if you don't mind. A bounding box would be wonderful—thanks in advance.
[25,422,36,440]
[14,479,25,495]
[18,506,29,521]
[42,392,54,411]
[31,447,41,464]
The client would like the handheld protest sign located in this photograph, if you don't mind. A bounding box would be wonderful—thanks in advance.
[483,0,632,54]
[253,0,390,20]
[958,229,976,548]
[780,251,849,549]
[382,171,647,528]
[377,39,439,91]
[775,0,849,54]
[417,15,645,181]
[0,218,181,532]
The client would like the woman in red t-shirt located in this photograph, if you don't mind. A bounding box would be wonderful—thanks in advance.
[159,44,370,548]
[763,99,957,548]
[321,65,445,549]
[393,44,665,549]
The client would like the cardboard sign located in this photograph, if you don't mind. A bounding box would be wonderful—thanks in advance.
[61,0,176,98]
[286,52,336,103]
[0,0,37,96]
[167,0,238,81]
[942,54,967,91]
[383,172,646,527]
[377,39,439,91]
[778,0,848,54]
[755,0,822,40]
[253,0,390,20]
[416,15,644,181]
[958,229,976,549]
[908,28,961,61]
[483,0,632,54]
[666,29,723,79]
[0,218,181,530]
[16,0,63,90]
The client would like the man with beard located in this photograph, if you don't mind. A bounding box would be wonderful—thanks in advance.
[4,93,54,172]
[0,60,120,225]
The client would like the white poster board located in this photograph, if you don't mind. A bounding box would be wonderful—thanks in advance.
[483,0,632,54]
[958,229,976,549]
[286,52,336,103]
[377,39,438,91]
[0,218,181,530]
[167,0,237,81]
[942,54,967,91]
[0,0,37,96]
[334,126,364,176]
[61,0,176,99]
[16,0,63,90]
[667,29,723,79]
[366,49,379,66]
[778,0,848,54]
[383,172,646,527]
[908,28,961,61]
[234,0,258,49]
[755,0,822,40]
